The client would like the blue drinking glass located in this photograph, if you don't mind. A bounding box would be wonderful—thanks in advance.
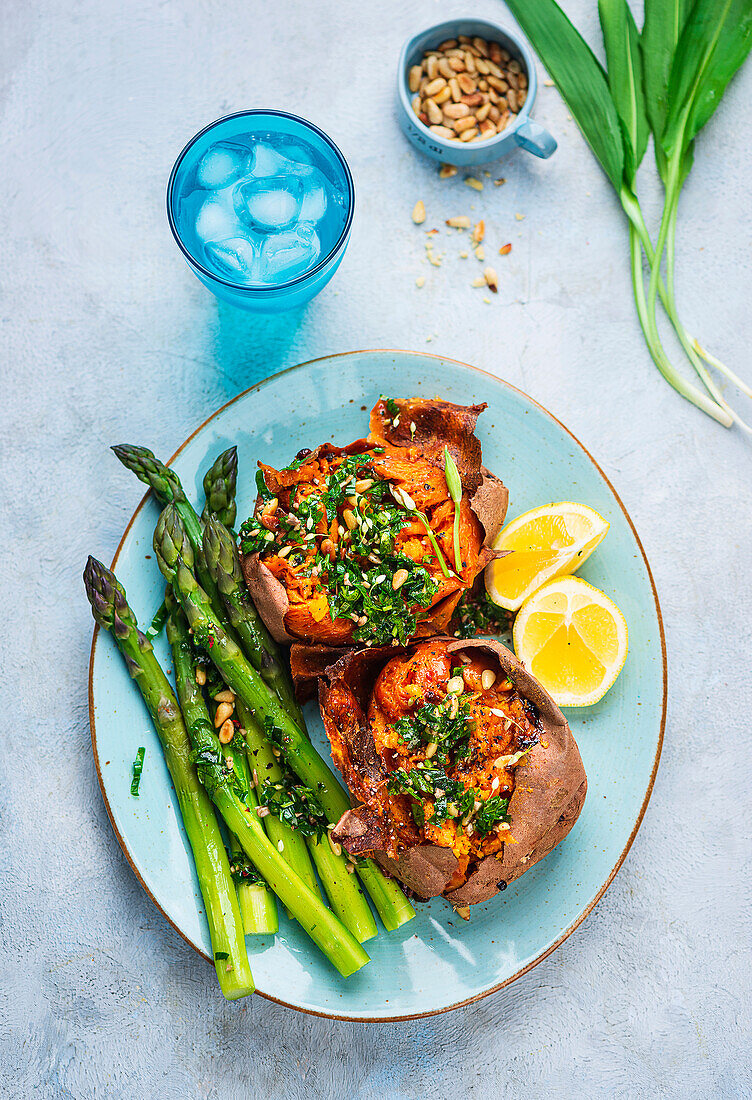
[167,110,354,312]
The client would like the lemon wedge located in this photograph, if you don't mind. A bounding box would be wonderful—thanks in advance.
[485,502,610,611]
[513,576,628,707]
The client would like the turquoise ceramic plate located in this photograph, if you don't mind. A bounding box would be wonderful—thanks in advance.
[89,351,665,1020]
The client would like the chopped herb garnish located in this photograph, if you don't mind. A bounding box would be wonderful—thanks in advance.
[387,766,511,832]
[392,695,473,763]
[258,775,328,839]
[130,746,145,796]
[145,600,168,639]
[449,590,513,639]
[228,853,263,887]
[473,795,511,835]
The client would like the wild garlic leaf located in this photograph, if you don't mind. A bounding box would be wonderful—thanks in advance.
[663,0,752,157]
[443,447,462,504]
[599,0,649,182]
[504,0,625,192]
[444,446,463,572]
[641,0,692,161]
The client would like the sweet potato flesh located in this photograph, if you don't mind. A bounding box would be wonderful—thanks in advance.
[363,641,539,888]
[244,436,486,645]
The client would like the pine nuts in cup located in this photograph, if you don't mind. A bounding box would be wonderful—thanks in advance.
[408,35,526,142]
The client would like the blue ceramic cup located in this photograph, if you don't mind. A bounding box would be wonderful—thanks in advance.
[166,110,354,312]
[397,18,556,167]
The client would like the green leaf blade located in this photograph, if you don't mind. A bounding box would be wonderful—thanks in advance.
[599,0,649,182]
[664,0,752,154]
[642,0,692,150]
[504,0,626,191]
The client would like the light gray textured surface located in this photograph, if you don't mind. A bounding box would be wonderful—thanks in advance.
[1,0,751,1097]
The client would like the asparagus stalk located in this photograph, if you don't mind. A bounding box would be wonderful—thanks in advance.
[83,557,254,1000]
[166,601,277,936]
[171,555,415,932]
[202,516,304,726]
[201,446,238,530]
[236,697,322,905]
[239,697,377,943]
[112,444,232,633]
[165,601,369,977]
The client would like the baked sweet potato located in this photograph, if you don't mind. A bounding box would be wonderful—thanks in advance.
[239,397,508,649]
[317,637,586,906]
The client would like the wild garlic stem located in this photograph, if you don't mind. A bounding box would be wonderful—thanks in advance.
[628,223,731,426]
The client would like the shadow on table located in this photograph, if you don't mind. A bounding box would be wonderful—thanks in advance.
[212,299,306,397]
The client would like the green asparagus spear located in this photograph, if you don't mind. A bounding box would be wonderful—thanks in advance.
[166,600,277,937]
[201,446,238,530]
[112,444,231,633]
[165,601,369,977]
[240,698,377,943]
[236,697,322,905]
[202,516,303,725]
[83,557,254,1000]
[171,556,415,932]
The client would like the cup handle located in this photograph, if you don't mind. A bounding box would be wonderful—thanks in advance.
[514,120,557,159]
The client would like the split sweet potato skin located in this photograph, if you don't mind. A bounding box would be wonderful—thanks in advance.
[240,397,509,648]
[317,638,587,905]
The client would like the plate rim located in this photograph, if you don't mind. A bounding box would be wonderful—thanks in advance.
[88,348,667,1021]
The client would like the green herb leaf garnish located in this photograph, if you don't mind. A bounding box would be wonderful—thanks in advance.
[443,446,463,574]
[130,746,145,796]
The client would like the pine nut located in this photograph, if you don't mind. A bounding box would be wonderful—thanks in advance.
[277,544,292,558]
[437,38,457,50]
[328,833,342,857]
[214,701,234,726]
[429,125,455,139]
[476,101,491,122]
[426,55,439,81]
[449,76,461,102]
[447,675,464,695]
[472,219,485,243]
[448,56,465,72]
[213,689,235,703]
[426,98,443,125]
[218,719,235,744]
[454,115,477,133]
[342,508,358,530]
[457,73,475,95]
[195,666,207,686]
[409,65,423,92]
[439,164,458,178]
[509,58,521,73]
[438,58,454,79]
[425,742,438,759]
[424,76,447,97]
[433,85,451,105]
[484,266,499,293]
[392,568,409,590]
[460,92,484,107]
[506,89,518,112]
[446,215,471,228]
[412,199,427,225]
[444,101,470,120]
[459,127,479,142]
[473,36,490,57]
[475,58,490,75]
[479,118,496,138]
[481,669,497,690]
[354,479,373,492]
[464,52,476,75]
